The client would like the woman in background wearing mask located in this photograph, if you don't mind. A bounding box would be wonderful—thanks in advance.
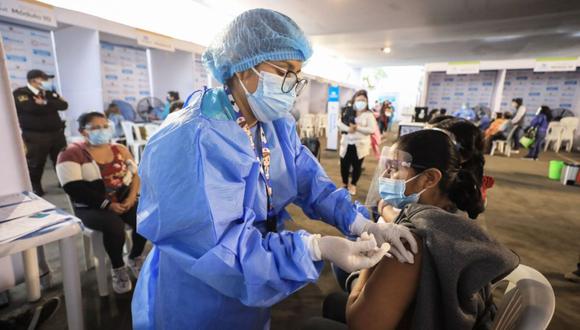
[56,112,147,294]
[338,90,377,196]
[132,9,415,330]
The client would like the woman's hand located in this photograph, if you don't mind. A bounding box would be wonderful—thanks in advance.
[378,200,399,223]
[121,194,137,210]
[108,202,128,215]
[349,123,357,133]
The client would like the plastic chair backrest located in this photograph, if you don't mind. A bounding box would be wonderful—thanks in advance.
[144,124,159,140]
[545,122,562,138]
[560,117,579,132]
[121,121,135,145]
[506,125,519,142]
[492,264,555,330]
[301,114,315,128]
[317,114,327,128]
[132,123,146,142]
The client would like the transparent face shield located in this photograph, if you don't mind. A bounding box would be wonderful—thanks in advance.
[364,145,414,209]
[84,120,115,134]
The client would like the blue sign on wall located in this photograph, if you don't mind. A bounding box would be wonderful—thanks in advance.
[328,85,340,102]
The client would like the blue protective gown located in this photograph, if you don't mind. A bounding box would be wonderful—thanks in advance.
[132,88,360,330]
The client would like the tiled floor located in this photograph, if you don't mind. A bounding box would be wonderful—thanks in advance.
[1,135,579,329]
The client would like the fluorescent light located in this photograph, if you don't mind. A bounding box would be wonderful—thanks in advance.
[381,47,391,54]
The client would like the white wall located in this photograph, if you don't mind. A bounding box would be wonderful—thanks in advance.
[149,49,195,101]
[0,39,30,194]
[54,26,103,136]
[308,80,328,114]
[293,82,311,117]
[339,87,355,107]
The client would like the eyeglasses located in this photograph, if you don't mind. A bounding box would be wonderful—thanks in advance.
[265,62,308,96]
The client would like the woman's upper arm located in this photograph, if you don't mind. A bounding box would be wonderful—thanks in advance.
[347,235,423,330]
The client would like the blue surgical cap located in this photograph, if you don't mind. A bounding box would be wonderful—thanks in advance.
[203,8,313,84]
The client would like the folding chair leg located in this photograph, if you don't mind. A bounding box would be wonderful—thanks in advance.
[92,233,109,297]
[83,235,95,270]
[123,229,133,256]
[490,143,497,156]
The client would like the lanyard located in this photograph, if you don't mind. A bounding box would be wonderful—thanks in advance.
[225,88,277,232]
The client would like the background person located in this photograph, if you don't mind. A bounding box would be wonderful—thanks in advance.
[13,69,68,196]
[159,91,181,120]
[105,103,125,137]
[483,112,513,154]
[56,112,147,294]
[565,255,580,283]
[169,100,184,114]
[338,90,377,196]
[510,97,527,152]
[523,105,551,160]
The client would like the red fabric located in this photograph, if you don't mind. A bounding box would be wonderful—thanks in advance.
[481,175,495,201]
[371,127,381,159]
[97,145,129,202]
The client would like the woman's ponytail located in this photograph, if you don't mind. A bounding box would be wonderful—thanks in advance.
[448,167,484,219]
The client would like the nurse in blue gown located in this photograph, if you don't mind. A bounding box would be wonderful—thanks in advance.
[132,8,417,330]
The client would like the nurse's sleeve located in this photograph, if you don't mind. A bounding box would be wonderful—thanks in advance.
[287,121,363,235]
[136,123,322,307]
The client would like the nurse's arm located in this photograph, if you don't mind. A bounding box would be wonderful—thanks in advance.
[290,128,362,235]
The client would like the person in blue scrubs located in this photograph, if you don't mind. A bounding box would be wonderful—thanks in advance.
[132,9,417,330]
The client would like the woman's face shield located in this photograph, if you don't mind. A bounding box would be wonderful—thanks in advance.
[365,146,413,209]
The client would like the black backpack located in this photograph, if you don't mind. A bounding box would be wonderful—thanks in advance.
[301,137,321,161]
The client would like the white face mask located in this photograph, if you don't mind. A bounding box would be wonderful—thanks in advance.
[238,69,297,122]
[354,100,367,111]
[41,80,53,90]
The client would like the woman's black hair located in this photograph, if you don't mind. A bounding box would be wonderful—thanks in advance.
[539,105,552,122]
[434,119,485,186]
[168,91,180,100]
[397,129,484,219]
[427,115,454,125]
[512,98,523,107]
[170,101,184,113]
[78,112,106,132]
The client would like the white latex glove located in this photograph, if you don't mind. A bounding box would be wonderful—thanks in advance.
[351,215,418,264]
[303,233,390,273]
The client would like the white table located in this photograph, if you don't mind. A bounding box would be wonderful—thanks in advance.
[0,220,84,330]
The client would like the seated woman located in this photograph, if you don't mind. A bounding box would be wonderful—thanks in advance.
[483,112,513,154]
[379,119,492,222]
[56,112,147,294]
[307,129,519,330]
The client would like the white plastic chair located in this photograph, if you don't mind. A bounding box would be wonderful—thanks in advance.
[491,125,519,157]
[144,123,160,140]
[300,114,316,138]
[492,264,555,330]
[558,117,579,152]
[82,228,133,297]
[62,196,132,297]
[544,122,564,152]
[121,121,147,163]
[316,113,327,137]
